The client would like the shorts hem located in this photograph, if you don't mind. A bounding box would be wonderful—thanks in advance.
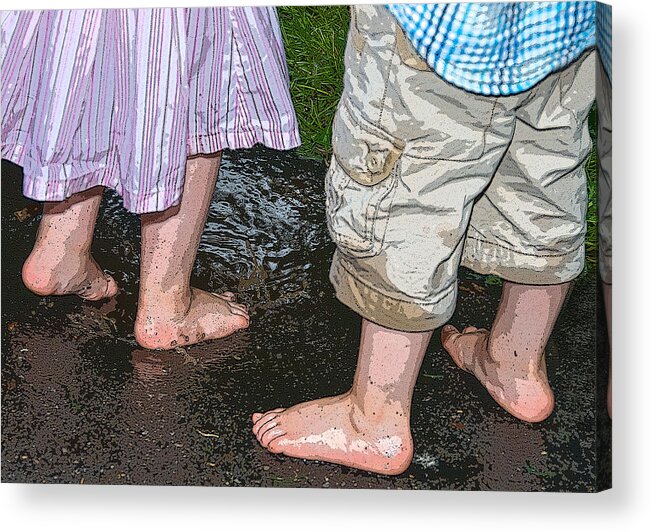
[329,252,455,332]
[461,231,584,285]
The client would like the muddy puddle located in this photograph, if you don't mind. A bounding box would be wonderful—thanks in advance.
[1,148,610,490]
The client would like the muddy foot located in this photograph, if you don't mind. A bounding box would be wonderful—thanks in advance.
[441,325,554,423]
[252,393,413,475]
[134,289,249,350]
[22,251,119,301]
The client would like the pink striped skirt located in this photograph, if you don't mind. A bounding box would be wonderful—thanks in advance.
[1,8,301,213]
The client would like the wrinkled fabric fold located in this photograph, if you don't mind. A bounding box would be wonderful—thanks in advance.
[1,7,300,214]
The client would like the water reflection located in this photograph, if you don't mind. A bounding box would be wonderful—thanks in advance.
[1,149,605,490]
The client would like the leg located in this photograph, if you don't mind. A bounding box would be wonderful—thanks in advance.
[134,153,249,350]
[442,281,569,423]
[22,186,119,301]
[251,5,511,474]
[458,52,597,422]
[252,319,432,475]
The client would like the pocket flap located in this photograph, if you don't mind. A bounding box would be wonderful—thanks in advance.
[332,102,404,186]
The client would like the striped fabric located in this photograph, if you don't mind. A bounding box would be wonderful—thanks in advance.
[1,8,300,214]
[387,2,600,96]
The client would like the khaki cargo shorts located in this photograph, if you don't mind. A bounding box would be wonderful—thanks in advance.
[327,5,598,332]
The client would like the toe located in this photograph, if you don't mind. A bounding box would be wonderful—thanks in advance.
[261,428,286,448]
[267,436,287,454]
[257,420,278,442]
[229,302,248,315]
[463,325,489,336]
[255,419,277,439]
[254,417,277,437]
[441,325,467,371]
[81,291,101,302]
[213,291,236,302]
[253,408,285,436]
[440,324,460,348]
[252,412,263,424]
[104,274,119,298]
[81,273,119,301]
[232,313,250,329]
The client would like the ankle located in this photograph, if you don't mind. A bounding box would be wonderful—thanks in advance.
[134,286,195,349]
[488,336,545,376]
[138,285,192,318]
[346,390,409,428]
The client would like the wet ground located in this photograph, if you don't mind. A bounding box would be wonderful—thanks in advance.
[2,148,611,491]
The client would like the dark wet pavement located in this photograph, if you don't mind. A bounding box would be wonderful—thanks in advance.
[1,148,611,491]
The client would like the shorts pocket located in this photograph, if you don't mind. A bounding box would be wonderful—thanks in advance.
[325,102,403,258]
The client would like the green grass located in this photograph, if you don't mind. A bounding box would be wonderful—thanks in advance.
[278,6,598,267]
[278,5,349,159]
[585,105,599,269]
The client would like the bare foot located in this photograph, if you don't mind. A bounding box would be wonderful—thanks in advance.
[134,289,249,350]
[252,393,413,475]
[441,325,554,423]
[22,250,119,301]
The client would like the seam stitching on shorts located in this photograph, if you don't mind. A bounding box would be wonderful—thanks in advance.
[376,163,401,251]
[376,37,397,131]
[338,258,457,306]
[465,230,584,258]
[340,99,405,151]
[327,168,400,253]
[329,102,402,256]
[402,98,498,162]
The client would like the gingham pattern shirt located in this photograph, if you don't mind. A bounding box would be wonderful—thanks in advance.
[387,2,609,96]
[596,2,612,82]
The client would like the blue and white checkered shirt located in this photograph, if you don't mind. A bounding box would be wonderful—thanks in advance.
[596,2,611,82]
[387,2,611,95]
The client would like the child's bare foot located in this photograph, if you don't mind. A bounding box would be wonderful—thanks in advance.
[252,393,413,475]
[134,289,249,350]
[253,320,431,475]
[21,188,117,301]
[135,153,248,350]
[441,325,555,423]
[22,250,119,301]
